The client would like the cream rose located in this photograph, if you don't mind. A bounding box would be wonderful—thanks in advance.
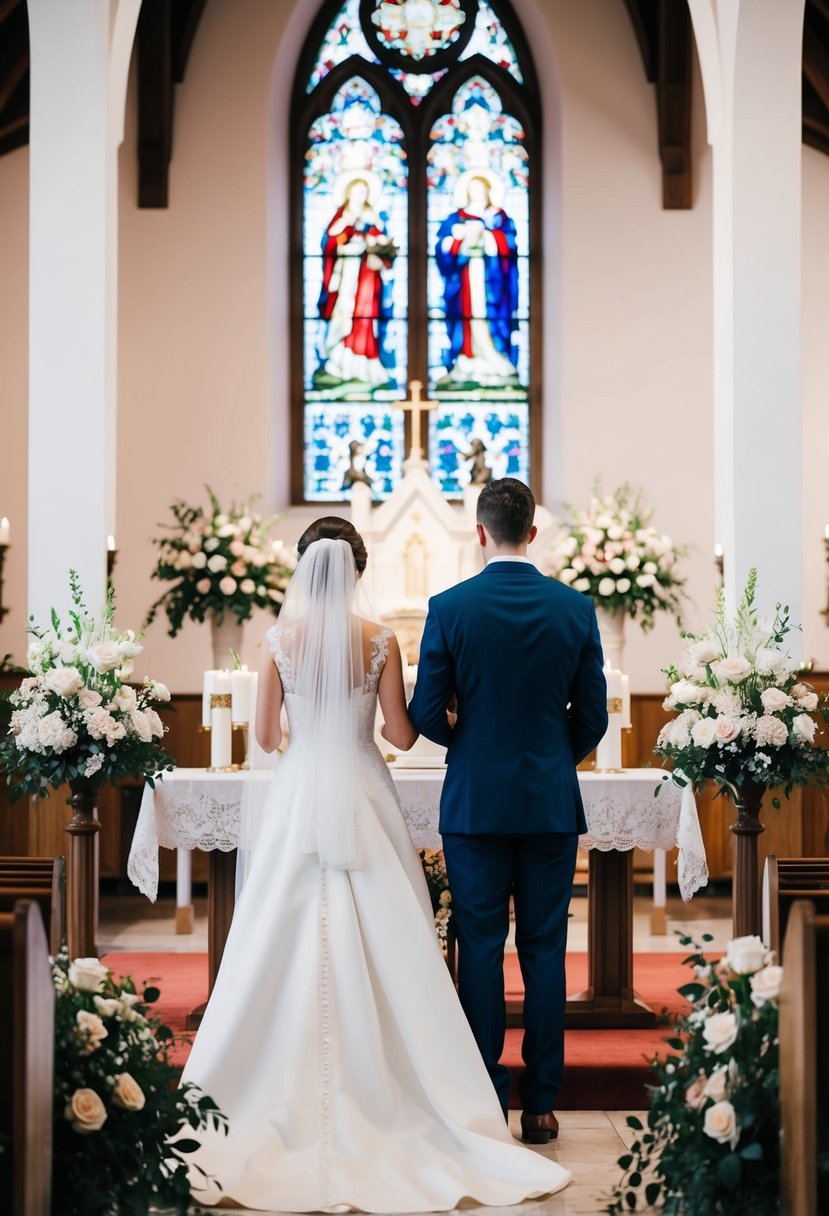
[725,934,769,975]
[671,680,708,706]
[239,578,257,596]
[111,685,137,713]
[117,631,143,659]
[191,551,208,570]
[753,715,788,748]
[760,687,791,714]
[130,709,153,743]
[93,995,120,1017]
[65,1088,107,1134]
[702,1010,739,1054]
[714,716,741,744]
[111,1072,146,1112]
[116,658,135,681]
[149,681,171,702]
[691,718,717,749]
[690,639,720,665]
[635,573,656,588]
[76,1009,108,1052]
[608,558,626,575]
[78,688,102,710]
[703,1100,740,1149]
[597,577,616,597]
[87,641,123,673]
[573,578,590,592]
[68,957,110,992]
[702,1065,729,1102]
[145,708,164,738]
[792,713,816,744]
[713,655,752,684]
[750,964,783,1007]
[45,667,84,698]
[207,553,228,574]
[798,691,819,712]
[616,577,631,593]
[219,576,238,596]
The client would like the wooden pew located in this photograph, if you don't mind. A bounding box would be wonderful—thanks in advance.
[762,856,829,960]
[0,857,65,956]
[779,899,829,1216]
[0,899,55,1216]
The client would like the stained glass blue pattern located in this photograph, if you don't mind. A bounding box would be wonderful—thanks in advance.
[303,78,408,499]
[305,404,406,500]
[429,401,529,494]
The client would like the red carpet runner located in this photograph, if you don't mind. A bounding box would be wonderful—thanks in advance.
[102,951,691,1110]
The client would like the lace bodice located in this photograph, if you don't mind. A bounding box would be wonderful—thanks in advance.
[266,623,391,749]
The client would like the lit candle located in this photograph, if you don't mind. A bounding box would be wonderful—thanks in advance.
[106,534,116,552]
[0,517,9,545]
[714,543,723,559]
[231,666,253,724]
[202,670,220,728]
[825,525,829,541]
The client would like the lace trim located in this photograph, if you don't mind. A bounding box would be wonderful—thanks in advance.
[366,627,391,692]
[266,624,296,694]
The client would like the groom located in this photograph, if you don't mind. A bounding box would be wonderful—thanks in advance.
[408,478,608,1141]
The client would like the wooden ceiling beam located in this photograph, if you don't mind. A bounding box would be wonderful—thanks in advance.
[172,0,208,83]
[0,50,27,115]
[0,0,23,25]
[803,17,829,112]
[137,0,173,208]
[656,0,692,208]
[624,0,658,82]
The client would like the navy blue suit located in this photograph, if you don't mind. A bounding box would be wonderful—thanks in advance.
[408,560,608,1113]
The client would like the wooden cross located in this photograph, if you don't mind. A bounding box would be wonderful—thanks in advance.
[394,379,438,461]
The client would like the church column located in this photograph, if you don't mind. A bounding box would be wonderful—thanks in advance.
[27,0,141,622]
[688,0,805,627]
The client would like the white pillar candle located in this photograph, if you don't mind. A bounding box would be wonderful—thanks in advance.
[621,673,631,729]
[202,670,220,728]
[0,517,9,545]
[231,667,253,724]
[210,688,233,769]
[595,660,623,770]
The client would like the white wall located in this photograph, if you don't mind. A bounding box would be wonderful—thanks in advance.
[0,0,826,693]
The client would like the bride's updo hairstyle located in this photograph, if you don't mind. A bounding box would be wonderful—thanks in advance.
[297,516,368,575]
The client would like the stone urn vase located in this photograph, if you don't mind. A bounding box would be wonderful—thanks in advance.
[211,613,244,670]
[595,605,626,670]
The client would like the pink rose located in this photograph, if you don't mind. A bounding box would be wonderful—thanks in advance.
[78,689,102,710]
[714,716,741,743]
[219,576,237,596]
[685,1073,707,1109]
[230,560,247,578]
[229,541,245,558]
[196,578,211,594]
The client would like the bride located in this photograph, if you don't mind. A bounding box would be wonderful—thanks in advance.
[180,517,571,1212]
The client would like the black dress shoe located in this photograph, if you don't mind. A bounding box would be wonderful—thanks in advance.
[520,1110,559,1143]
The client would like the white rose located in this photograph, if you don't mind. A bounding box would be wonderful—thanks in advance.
[703,1100,740,1150]
[626,554,640,571]
[117,631,143,659]
[207,554,228,574]
[76,1010,108,1052]
[702,1065,729,1102]
[111,1072,146,1112]
[798,692,819,712]
[204,537,220,552]
[725,934,769,975]
[558,568,577,585]
[573,578,590,592]
[755,647,787,677]
[791,683,810,699]
[130,709,152,743]
[218,523,237,538]
[643,561,658,574]
[753,715,788,748]
[635,573,656,588]
[702,1010,739,1053]
[68,957,110,993]
[93,996,120,1017]
[608,558,626,575]
[111,685,137,713]
[760,687,790,714]
[240,578,257,596]
[597,577,616,597]
[145,708,164,738]
[750,964,783,1007]
[571,556,586,573]
[616,577,631,593]
[78,688,102,710]
[791,712,816,744]
[713,655,752,684]
[690,639,720,665]
[691,718,717,749]
[191,551,207,569]
[116,658,135,681]
[87,641,122,673]
[45,667,83,698]
[713,715,742,744]
[65,1088,107,1134]
[595,513,613,529]
[176,550,193,571]
[149,681,171,702]
[219,576,238,596]
[671,680,708,705]
[607,524,624,541]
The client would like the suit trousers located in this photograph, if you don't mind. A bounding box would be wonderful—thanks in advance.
[441,831,578,1115]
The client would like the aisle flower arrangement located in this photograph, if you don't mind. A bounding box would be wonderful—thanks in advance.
[419,849,452,951]
[609,933,782,1215]
[655,570,829,801]
[145,487,297,637]
[53,951,227,1215]
[0,572,174,801]
[543,483,686,629]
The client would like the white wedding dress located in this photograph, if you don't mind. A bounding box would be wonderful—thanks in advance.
[180,623,571,1213]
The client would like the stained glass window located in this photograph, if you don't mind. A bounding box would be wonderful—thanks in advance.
[293,0,539,501]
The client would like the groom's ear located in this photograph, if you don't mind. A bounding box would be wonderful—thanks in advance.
[476,523,487,548]
[527,524,538,546]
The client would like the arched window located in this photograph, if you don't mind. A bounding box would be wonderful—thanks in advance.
[290,0,540,502]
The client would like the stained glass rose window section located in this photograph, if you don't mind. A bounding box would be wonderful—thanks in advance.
[307,0,375,93]
[458,0,523,82]
[369,0,468,60]
[428,402,530,496]
[304,404,405,500]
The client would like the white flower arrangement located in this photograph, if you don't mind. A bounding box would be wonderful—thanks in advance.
[0,571,174,800]
[655,569,829,802]
[145,486,298,636]
[611,933,782,1213]
[542,483,686,629]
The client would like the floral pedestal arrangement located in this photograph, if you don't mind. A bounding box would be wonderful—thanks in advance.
[0,573,175,959]
[544,483,686,669]
[145,487,297,661]
[655,570,829,938]
[610,933,783,1215]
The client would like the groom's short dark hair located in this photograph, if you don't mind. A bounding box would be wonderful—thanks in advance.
[476,478,535,546]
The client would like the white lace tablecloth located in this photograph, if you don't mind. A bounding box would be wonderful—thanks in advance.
[128,766,707,903]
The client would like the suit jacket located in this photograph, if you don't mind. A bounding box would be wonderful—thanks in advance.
[408,561,608,836]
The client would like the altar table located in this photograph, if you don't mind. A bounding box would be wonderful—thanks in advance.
[128,766,707,1030]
